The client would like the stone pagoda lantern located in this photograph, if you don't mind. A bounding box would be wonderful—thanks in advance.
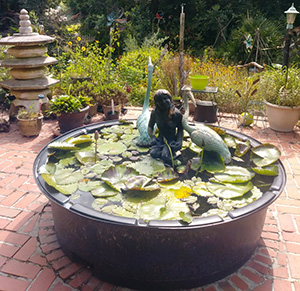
[0,9,59,117]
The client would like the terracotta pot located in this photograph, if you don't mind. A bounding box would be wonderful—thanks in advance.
[264,100,300,132]
[88,104,98,116]
[102,104,121,117]
[17,114,43,137]
[106,111,119,120]
[57,106,89,133]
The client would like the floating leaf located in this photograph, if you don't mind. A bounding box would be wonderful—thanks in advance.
[206,181,253,199]
[75,150,98,164]
[157,168,179,183]
[193,182,213,197]
[189,143,203,154]
[101,165,137,191]
[129,156,165,177]
[67,135,93,145]
[48,141,78,150]
[235,139,251,157]
[224,135,236,148]
[211,166,255,183]
[251,165,279,176]
[179,211,193,223]
[91,181,119,197]
[137,195,167,221]
[78,180,102,192]
[124,176,160,192]
[97,141,127,155]
[201,150,225,173]
[39,164,83,195]
[251,144,281,167]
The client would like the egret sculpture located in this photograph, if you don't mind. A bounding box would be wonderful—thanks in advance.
[182,88,232,164]
[136,56,154,146]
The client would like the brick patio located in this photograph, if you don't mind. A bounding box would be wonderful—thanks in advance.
[0,108,300,291]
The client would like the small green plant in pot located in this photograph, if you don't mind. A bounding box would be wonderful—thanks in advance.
[48,95,91,133]
[17,107,43,137]
[259,65,300,132]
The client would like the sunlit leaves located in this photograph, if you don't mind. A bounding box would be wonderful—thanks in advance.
[211,166,254,183]
[251,144,281,167]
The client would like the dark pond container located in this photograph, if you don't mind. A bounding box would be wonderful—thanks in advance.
[194,100,218,123]
[33,120,286,290]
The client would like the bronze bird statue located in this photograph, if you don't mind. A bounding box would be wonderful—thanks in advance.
[136,56,154,146]
[182,88,231,164]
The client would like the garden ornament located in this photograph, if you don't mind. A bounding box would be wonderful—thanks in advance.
[148,89,183,166]
[136,56,154,146]
[182,89,232,164]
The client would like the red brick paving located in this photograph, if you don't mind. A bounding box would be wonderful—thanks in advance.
[0,108,300,290]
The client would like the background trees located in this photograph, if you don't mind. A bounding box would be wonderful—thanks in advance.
[1,0,299,64]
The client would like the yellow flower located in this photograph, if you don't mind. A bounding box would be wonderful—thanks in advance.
[81,46,86,52]
[77,36,81,42]
[68,41,72,46]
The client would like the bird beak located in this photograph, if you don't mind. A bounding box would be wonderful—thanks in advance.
[187,91,196,107]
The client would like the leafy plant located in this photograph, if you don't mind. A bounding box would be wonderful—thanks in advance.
[48,94,91,115]
[17,107,40,120]
[259,65,300,107]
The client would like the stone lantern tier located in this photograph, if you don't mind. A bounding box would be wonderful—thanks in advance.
[0,9,59,117]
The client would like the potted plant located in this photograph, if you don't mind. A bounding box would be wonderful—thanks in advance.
[48,94,91,133]
[97,86,128,119]
[259,65,300,132]
[17,107,43,137]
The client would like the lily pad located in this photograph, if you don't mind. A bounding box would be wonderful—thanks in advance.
[157,168,179,183]
[101,165,138,191]
[124,176,160,192]
[97,140,127,155]
[67,135,93,145]
[251,144,281,167]
[235,139,251,157]
[48,141,78,150]
[129,156,166,177]
[206,181,254,199]
[210,166,255,183]
[39,164,83,195]
[75,150,98,164]
[251,165,279,176]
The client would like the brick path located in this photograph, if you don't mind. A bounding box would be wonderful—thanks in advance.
[0,108,300,291]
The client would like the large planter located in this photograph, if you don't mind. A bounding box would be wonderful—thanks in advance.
[57,106,89,133]
[33,121,286,290]
[265,100,300,132]
[17,114,43,136]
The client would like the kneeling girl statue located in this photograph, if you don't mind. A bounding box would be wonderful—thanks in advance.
[148,89,183,166]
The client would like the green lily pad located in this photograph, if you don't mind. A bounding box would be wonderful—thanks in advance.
[251,165,279,176]
[67,135,93,145]
[206,181,253,199]
[124,176,160,192]
[235,139,251,157]
[39,163,83,195]
[129,156,166,177]
[251,144,281,167]
[91,181,119,197]
[101,165,138,191]
[157,168,179,183]
[193,182,214,197]
[210,166,255,183]
[48,141,78,150]
[97,141,127,155]
[75,150,98,164]
[201,150,225,173]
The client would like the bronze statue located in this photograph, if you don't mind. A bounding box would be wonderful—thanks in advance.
[148,89,183,165]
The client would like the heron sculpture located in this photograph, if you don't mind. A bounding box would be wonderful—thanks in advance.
[136,56,154,146]
[182,89,232,164]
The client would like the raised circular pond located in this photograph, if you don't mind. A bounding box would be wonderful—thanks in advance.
[33,120,286,290]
